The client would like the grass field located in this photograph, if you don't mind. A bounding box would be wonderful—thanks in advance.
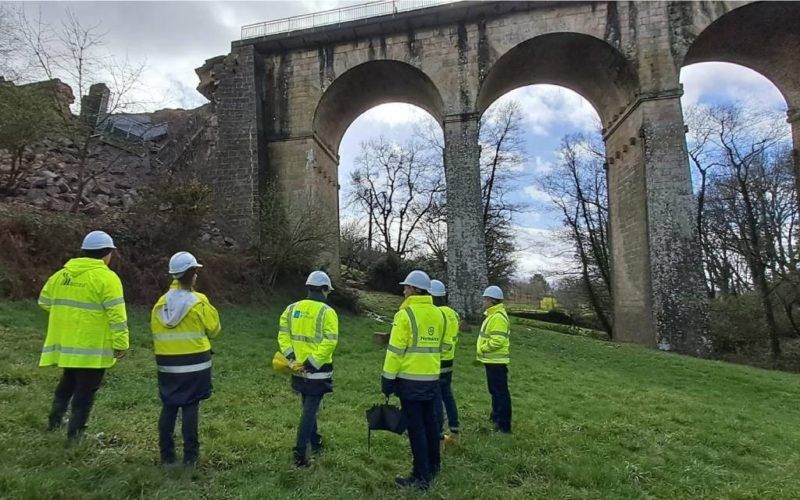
[1,296,800,499]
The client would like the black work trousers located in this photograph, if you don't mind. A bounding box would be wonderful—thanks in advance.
[485,364,512,433]
[48,368,106,440]
[158,402,200,465]
[400,398,440,482]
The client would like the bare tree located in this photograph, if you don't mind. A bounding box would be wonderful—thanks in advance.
[10,6,145,212]
[478,100,527,286]
[539,133,613,334]
[687,103,793,360]
[347,136,444,259]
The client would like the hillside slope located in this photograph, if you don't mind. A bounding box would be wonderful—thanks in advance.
[1,298,799,499]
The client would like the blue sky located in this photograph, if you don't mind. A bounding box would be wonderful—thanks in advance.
[20,2,791,279]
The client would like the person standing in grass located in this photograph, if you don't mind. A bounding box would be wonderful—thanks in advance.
[381,270,445,490]
[151,251,221,467]
[277,271,339,468]
[429,279,460,448]
[39,230,129,443]
[477,285,512,433]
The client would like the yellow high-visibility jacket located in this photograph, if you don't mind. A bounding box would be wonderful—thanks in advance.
[439,305,460,372]
[476,303,510,364]
[383,295,445,382]
[278,299,339,378]
[151,282,221,356]
[38,257,129,369]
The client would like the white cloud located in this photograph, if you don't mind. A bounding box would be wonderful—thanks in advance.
[531,156,553,174]
[523,186,552,203]
[490,85,600,136]
[680,62,787,111]
[357,103,436,127]
[512,226,573,278]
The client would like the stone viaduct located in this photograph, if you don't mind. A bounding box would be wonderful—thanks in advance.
[196,1,800,356]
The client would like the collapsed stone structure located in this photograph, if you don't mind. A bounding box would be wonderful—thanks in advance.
[196,1,800,355]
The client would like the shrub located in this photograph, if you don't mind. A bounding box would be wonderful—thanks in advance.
[257,183,337,291]
[0,205,85,299]
[508,309,575,326]
[327,285,362,314]
[709,293,768,354]
[366,253,415,294]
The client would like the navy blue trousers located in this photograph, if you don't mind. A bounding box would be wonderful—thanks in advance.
[400,398,440,482]
[433,372,460,437]
[485,364,512,432]
[159,401,200,464]
[295,394,323,459]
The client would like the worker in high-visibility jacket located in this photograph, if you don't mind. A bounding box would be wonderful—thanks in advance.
[151,252,221,467]
[381,270,445,490]
[38,230,129,442]
[429,279,460,448]
[278,271,339,468]
[477,285,512,433]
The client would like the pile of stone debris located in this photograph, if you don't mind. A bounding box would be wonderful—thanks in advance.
[0,137,147,216]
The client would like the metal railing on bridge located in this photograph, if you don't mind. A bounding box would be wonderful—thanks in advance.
[241,0,452,40]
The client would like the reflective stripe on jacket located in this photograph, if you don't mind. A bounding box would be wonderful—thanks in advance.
[383,295,445,382]
[38,257,129,369]
[476,303,510,364]
[151,282,221,356]
[439,305,460,369]
[278,299,339,379]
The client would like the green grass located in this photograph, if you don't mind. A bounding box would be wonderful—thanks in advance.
[1,297,800,499]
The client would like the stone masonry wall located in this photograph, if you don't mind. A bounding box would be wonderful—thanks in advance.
[205,45,264,245]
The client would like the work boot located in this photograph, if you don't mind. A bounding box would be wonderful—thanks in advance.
[66,403,92,443]
[47,397,70,431]
[293,450,312,468]
[66,427,86,445]
[394,475,429,490]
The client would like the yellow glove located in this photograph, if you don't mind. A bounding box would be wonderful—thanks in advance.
[272,352,292,375]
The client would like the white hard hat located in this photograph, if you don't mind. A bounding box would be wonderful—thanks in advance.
[482,285,504,300]
[306,270,333,290]
[399,270,431,291]
[429,279,446,297]
[81,230,116,250]
[169,251,203,276]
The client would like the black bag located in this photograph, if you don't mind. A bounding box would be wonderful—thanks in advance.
[366,397,407,451]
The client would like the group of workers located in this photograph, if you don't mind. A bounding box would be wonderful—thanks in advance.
[36,230,512,490]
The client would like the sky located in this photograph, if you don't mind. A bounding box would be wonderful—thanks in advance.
[11,1,790,280]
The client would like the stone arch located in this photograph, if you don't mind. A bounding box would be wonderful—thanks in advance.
[683,1,800,213]
[476,32,639,125]
[683,1,800,108]
[312,60,445,154]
